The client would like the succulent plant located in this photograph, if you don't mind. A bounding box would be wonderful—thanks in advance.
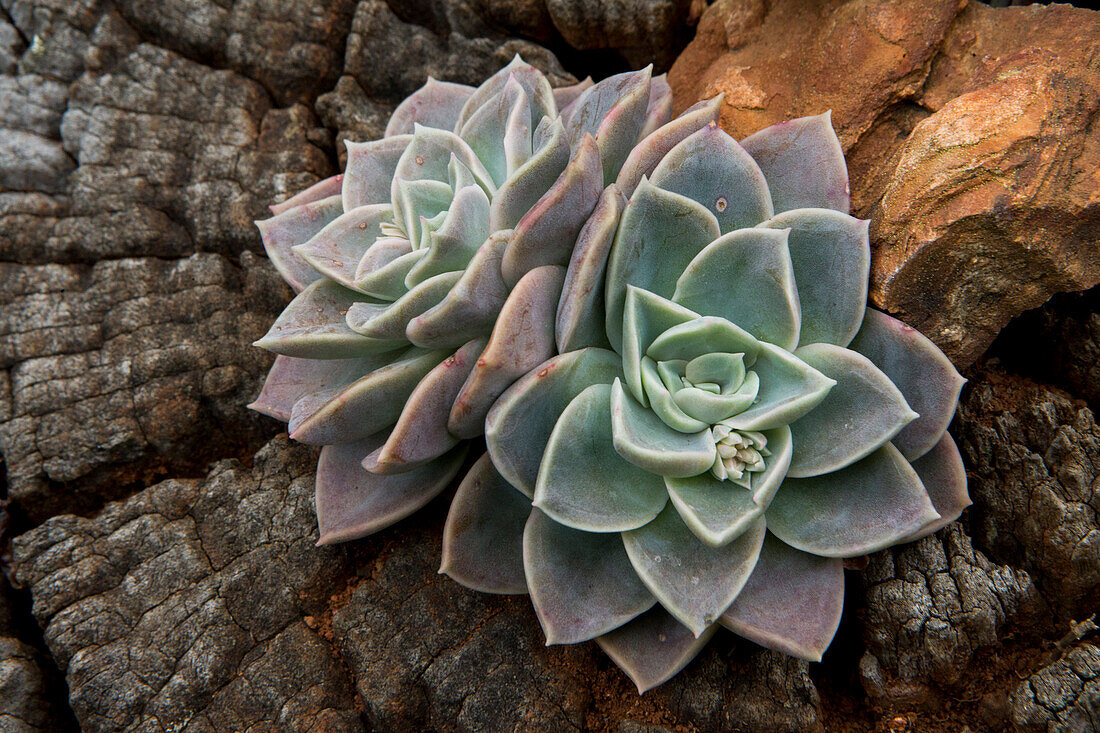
[250,57,678,544]
[441,109,971,691]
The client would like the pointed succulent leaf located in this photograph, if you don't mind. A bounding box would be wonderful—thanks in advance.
[665,426,791,546]
[406,231,510,349]
[720,533,844,661]
[355,248,425,301]
[459,76,532,188]
[391,177,453,250]
[552,77,593,111]
[534,383,669,532]
[621,287,701,406]
[740,111,850,214]
[672,227,801,350]
[767,443,940,557]
[566,67,653,183]
[646,315,761,364]
[440,453,530,594]
[255,279,404,358]
[364,338,484,474]
[456,55,556,134]
[616,96,723,198]
[288,348,449,444]
[638,73,673,140]
[722,343,836,431]
[393,125,495,195]
[903,433,971,541]
[385,78,475,137]
[270,174,343,215]
[501,134,603,287]
[762,208,870,347]
[596,606,717,694]
[489,117,570,231]
[556,184,626,352]
[610,379,716,477]
[639,357,710,433]
[623,506,767,637]
[605,180,721,351]
[294,204,391,291]
[248,354,392,421]
[315,436,466,545]
[524,508,657,644]
[404,184,491,287]
[346,271,460,340]
[448,265,565,438]
[255,195,341,292]
[343,136,411,210]
[787,343,917,477]
[849,309,966,461]
[650,124,773,233]
[486,348,623,497]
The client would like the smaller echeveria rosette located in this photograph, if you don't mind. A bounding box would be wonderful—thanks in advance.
[440,110,971,691]
[250,58,678,544]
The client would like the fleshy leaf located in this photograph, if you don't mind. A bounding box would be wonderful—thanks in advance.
[385,78,475,137]
[722,343,836,432]
[406,231,510,349]
[616,96,723,198]
[621,287,701,406]
[364,338,484,474]
[552,77,593,111]
[288,348,448,444]
[740,111,850,214]
[787,343,918,478]
[672,227,801,350]
[404,183,491,287]
[448,265,565,439]
[459,76,532,188]
[346,271,460,340]
[270,174,343,215]
[524,508,657,644]
[646,315,761,365]
[456,55,556,134]
[638,73,673,140]
[393,125,494,194]
[255,195,342,292]
[766,443,940,557]
[604,180,720,351]
[610,379,715,477]
[440,453,530,594]
[254,279,403,358]
[623,506,767,637]
[665,427,792,546]
[248,354,392,422]
[486,348,623,498]
[903,433,971,541]
[489,117,570,231]
[556,184,626,352]
[597,606,716,694]
[762,208,870,348]
[650,124,773,234]
[343,136,411,210]
[566,67,653,183]
[391,178,453,251]
[315,436,466,545]
[501,134,603,287]
[849,309,966,461]
[534,384,669,532]
[293,204,391,291]
[719,533,844,661]
[355,248,425,301]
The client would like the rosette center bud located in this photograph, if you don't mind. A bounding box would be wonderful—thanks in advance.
[710,425,770,486]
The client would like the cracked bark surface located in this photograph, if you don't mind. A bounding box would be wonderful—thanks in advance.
[2,0,1100,731]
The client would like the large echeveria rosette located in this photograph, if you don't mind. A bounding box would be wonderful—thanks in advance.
[441,110,971,691]
[250,58,678,544]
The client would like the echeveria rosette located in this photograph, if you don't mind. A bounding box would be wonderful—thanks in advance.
[442,110,971,692]
[250,58,679,545]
